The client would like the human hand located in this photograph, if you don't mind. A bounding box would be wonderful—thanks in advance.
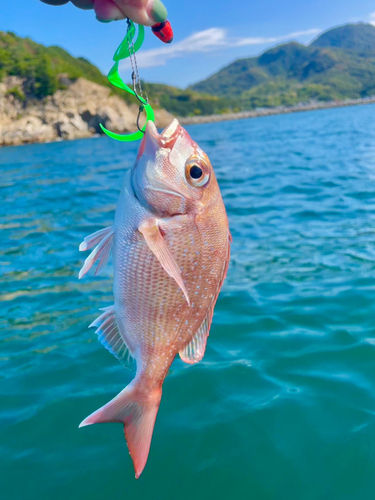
[40,0,168,27]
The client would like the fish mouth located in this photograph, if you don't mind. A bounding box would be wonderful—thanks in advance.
[137,121,186,200]
[131,120,189,215]
[145,119,183,154]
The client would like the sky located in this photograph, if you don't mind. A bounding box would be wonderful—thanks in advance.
[2,0,375,88]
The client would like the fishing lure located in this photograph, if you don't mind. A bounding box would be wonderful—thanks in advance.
[100,20,155,142]
[151,20,173,43]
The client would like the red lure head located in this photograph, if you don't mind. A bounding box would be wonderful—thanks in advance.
[151,20,174,43]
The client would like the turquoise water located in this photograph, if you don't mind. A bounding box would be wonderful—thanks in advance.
[2,104,375,499]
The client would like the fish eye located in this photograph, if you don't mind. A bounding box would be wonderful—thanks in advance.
[186,160,210,187]
[190,165,203,179]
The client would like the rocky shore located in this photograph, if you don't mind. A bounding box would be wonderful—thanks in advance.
[179,96,375,125]
[2,75,375,147]
[0,76,173,147]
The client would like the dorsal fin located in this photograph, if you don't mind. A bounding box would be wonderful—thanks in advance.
[89,305,135,370]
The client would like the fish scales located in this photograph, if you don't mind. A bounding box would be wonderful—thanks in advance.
[116,185,227,373]
[79,119,230,478]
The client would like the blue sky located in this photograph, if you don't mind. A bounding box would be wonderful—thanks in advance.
[2,0,375,88]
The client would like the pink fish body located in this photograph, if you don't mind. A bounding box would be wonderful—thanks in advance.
[78,119,231,478]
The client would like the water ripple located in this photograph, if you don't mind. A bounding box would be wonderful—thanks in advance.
[2,106,375,499]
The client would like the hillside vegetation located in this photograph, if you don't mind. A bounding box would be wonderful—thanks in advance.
[2,23,375,117]
[142,82,235,117]
[310,22,375,52]
[190,23,375,110]
[0,31,110,98]
[0,30,230,116]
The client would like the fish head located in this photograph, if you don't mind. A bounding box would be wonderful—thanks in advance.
[131,119,220,217]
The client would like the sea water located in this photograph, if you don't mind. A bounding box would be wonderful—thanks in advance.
[2,104,375,500]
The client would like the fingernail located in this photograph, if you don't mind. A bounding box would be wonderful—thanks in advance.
[95,15,112,23]
[151,0,167,23]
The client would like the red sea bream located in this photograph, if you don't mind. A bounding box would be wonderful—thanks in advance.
[78,119,231,478]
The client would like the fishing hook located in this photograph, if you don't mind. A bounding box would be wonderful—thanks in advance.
[136,104,145,133]
[132,72,148,134]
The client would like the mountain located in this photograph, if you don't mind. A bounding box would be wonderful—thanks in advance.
[0,30,233,145]
[0,31,111,98]
[0,30,230,117]
[2,22,375,140]
[0,31,176,146]
[190,23,375,109]
[310,22,375,52]
[142,82,232,117]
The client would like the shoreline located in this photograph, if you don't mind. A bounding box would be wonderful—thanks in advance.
[2,94,375,148]
[178,96,375,125]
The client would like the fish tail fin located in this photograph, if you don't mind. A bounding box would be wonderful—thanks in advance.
[79,380,162,479]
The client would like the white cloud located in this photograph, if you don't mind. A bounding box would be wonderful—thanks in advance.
[120,27,321,69]
[370,11,375,26]
[235,29,321,47]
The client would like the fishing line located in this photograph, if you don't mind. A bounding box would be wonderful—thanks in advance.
[100,20,155,142]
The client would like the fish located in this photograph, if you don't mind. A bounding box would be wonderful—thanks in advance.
[78,119,231,478]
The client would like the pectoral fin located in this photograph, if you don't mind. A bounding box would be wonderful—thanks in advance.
[139,219,190,305]
[78,226,114,279]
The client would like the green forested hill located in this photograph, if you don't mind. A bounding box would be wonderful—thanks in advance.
[2,23,375,117]
[190,23,375,109]
[0,31,110,97]
[310,22,375,52]
[0,30,230,115]
[142,82,232,116]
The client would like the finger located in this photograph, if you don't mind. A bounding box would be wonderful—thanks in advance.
[111,0,152,25]
[40,0,69,5]
[94,0,126,21]
[101,0,167,26]
[71,0,95,9]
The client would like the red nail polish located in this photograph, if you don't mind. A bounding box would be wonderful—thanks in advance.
[151,20,173,43]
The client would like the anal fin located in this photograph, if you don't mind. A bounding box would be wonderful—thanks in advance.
[180,237,231,364]
[89,305,135,370]
[179,315,210,364]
